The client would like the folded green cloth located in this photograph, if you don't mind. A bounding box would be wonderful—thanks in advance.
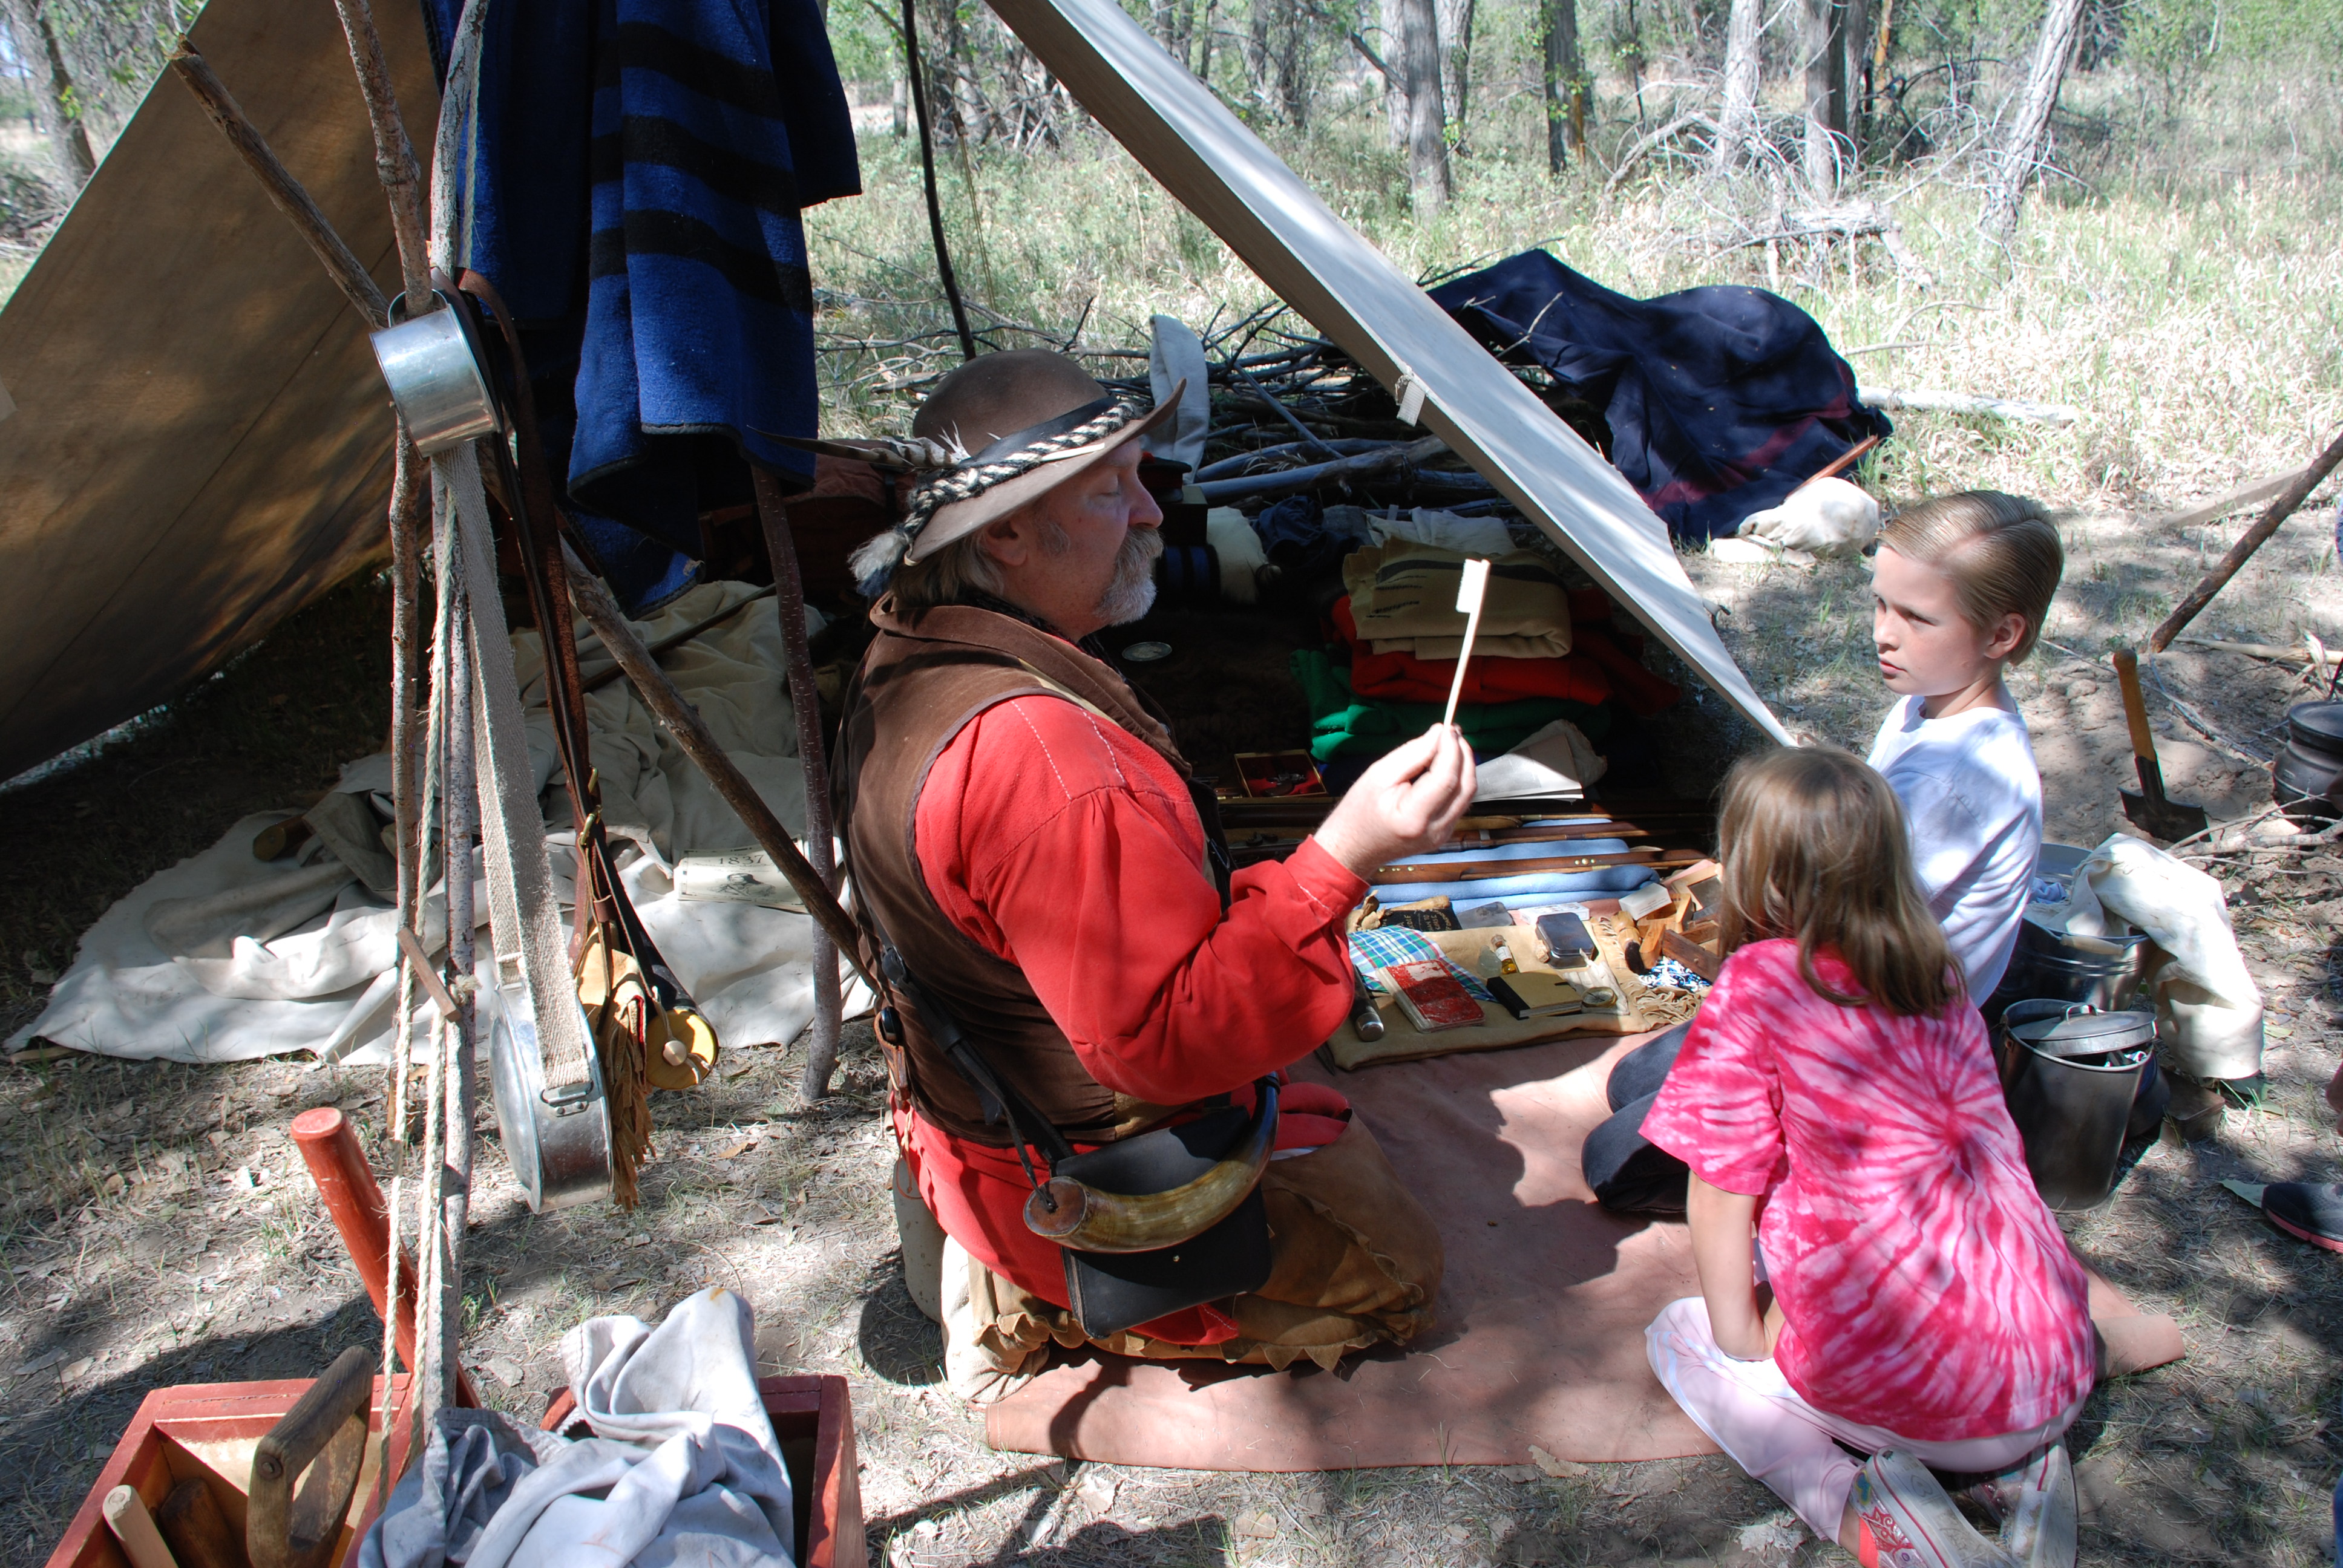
[1291,651,1607,762]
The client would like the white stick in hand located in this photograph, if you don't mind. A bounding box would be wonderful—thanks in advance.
[1441,557,1492,730]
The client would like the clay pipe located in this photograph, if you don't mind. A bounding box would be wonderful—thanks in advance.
[1023,1079,1279,1254]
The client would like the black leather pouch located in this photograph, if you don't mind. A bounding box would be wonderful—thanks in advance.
[1057,1106,1274,1340]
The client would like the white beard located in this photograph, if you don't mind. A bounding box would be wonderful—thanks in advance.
[1095,528,1164,626]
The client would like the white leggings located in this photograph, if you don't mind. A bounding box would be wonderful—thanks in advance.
[1646,1296,2087,1539]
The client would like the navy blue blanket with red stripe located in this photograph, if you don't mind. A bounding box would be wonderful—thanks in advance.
[427,0,859,607]
[1429,250,1889,540]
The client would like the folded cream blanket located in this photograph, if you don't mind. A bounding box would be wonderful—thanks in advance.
[1343,543,1573,659]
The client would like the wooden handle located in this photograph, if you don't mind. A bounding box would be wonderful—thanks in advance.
[2111,647,2158,764]
[249,1347,373,1568]
[104,1487,183,1568]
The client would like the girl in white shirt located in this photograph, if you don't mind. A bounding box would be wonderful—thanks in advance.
[1866,492,2064,1002]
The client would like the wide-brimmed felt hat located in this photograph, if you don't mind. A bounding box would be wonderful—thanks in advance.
[899,350,1179,563]
[769,351,1182,596]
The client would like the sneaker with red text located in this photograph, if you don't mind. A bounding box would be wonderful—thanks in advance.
[1854,1451,2022,1568]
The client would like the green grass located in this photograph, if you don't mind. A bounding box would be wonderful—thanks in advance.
[807,62,2343,520]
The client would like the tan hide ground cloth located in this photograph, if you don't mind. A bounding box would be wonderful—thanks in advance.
[984,1033,2184,1472]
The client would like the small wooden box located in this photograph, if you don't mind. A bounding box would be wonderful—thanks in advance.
[49,1374,865,1568]
[1234,750,1326,799]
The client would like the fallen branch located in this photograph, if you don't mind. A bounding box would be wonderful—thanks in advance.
[1197,435,1450,504]
[1604,111,1715,196]
[2151,423,2343,653]
[1858,387,2078,425]
[2152,464,2317,532]
[2174,635,2341,669]
[1703,199,1938,287]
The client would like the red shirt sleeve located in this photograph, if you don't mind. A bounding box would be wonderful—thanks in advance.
[916,694,1368,1104]
[1640,942,1791,1197]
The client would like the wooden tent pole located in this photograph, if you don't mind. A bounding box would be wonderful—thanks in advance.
[751,469,845,1100]
[168,41,389,328]
[2151,425,2343,653]
[327,0,433,306]
[562,543,875,986]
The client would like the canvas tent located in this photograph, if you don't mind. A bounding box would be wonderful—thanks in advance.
[0,0,1783,790]
[0,0,439,782]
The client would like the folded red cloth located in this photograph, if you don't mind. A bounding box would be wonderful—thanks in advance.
[1572,622,1682,716]
[1332,596,1615,706]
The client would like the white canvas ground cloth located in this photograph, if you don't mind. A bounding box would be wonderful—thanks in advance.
[10,582,868,1065]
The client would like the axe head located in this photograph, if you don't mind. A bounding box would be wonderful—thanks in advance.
[2122,783,2209,841]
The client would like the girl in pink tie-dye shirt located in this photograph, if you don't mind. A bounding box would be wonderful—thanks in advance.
[1643,746,2094,1568]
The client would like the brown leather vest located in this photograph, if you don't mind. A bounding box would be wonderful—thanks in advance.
[834,597,1230,1146]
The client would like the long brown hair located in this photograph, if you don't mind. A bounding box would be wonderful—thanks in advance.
[1716,746,1961,1015]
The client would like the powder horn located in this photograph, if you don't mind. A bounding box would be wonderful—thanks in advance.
[1021,1079,1279,1253]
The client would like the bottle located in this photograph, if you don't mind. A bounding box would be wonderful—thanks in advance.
[1490,935,1519,975]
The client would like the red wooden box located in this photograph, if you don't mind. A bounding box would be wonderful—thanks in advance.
[47,1373,863,1568]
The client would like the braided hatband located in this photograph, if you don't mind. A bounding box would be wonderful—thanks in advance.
[899,393,1151,546]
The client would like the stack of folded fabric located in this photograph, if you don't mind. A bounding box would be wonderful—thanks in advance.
[1291,650,1607,762]
[1297,518,1680,770]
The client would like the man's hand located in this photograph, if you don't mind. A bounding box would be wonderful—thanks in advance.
[1312,725,1478,880]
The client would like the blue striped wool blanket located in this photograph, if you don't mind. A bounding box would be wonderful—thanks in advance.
[428,0,860,607]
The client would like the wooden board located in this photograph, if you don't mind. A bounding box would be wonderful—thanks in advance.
[0,0,437,778]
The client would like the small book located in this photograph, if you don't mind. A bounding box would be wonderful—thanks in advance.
[1488,972,1586,1021]
[1380,959,1485,1033]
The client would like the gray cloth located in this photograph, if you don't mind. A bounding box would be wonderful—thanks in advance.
[359,1409,568,1568]
[362,1289,796,1568]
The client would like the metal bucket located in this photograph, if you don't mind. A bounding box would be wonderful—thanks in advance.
[1996,1000,2156,1210]
[1985,907,2152,1023]
[369,290,500,455]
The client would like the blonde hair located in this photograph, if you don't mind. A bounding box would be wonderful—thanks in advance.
[1717,746,1961,1016]
[1879,491,2063,663]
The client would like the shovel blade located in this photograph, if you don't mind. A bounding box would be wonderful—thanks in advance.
[2121,786,2209,841]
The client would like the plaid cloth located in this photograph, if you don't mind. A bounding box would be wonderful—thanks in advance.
[1349,927,1495,1002]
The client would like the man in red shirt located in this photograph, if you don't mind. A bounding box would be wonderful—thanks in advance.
[836,350,1470,1399]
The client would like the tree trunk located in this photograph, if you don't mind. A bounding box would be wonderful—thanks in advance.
[1800,0,1847,193]
[1395,0,1450,210]
[1380,0,1409,149]
[26,0,94,188]
[1194,0,1218,83]
[1982,0,2086,237]
[1436,0,1475,151]
[1843,0,1871,151]
[1274,0,1309,127]
[1542,0,1584,173]
[891,73,908,137]
[1712,0,1761,172]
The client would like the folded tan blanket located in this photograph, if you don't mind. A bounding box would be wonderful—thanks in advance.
[1343,543,1573,656]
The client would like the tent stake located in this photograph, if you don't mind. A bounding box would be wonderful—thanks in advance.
[752,469,846,1101]
[168,41,388,327]
[562,543,874,987]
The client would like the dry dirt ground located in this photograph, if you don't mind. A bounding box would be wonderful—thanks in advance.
[2,494,2341,1567]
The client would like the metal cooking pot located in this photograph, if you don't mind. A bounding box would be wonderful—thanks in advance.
[2273,700,2343,825]
[1996,1000,2156,1211]
[369,290,501,456]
